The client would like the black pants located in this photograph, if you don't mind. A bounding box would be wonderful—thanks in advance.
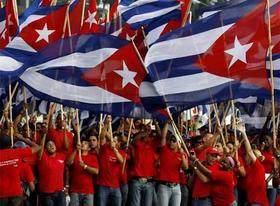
[39,191,66,206]
[0,196,23,206]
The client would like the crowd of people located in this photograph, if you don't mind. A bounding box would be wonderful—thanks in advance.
[0,103,280,206]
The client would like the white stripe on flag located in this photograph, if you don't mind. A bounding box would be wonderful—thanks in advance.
[140,72,234,97]
[118,0,160,14]
[146,23,167,46]
[20,71,131,104]
[7,37,37,52]
[145,24,234,67]
[0,56,23,71]
[0,20,6,34]
[235,96,258,103]
[126,4,180,25]
[24,48,118,73]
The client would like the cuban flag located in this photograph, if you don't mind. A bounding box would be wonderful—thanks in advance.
[0,7,6,43]
[18,34,155,118]
[80,0,99,34]
[118,0,181,30]
[140,0,271,111]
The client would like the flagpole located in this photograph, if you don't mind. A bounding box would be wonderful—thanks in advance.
[80,0,86,28]
[213,103,226,147]
[181,0,192,27]
[39,103,56,160]
[266,0,277,148]
[23,86,30,139]
[9,84,14,147]
[98,113,103,149]
[75,108,82,160]
[166,107,190,156]
[208,105,212,133]
[0,82,19,124]
[122,118,133,174]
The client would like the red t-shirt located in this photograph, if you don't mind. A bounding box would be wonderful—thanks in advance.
[245,159,269,206]
[0,148,32,197]
[157,145,182,183]
[96,144,122,188]
[192,162,219,198]
[20,162,35,183]
[211,170,235,206]
[38,152,66,193]
[131,138,158,177]
[70,153,99,194]
[47,127,73,154]
[262,150,275,173]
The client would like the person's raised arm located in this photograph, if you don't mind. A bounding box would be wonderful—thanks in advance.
[237,122,256,163]
[160,122,169,147]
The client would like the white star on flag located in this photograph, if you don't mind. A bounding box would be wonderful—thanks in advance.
[225,36,253,68]
[35,23,55,43]
[85,11,97,28]
[114,61,138,88]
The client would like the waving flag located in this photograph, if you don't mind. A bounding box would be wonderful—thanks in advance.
[67,0,85,36]
[0,0,18,49]
[141,0,271,111]
[19,34,154,117]
[81,0,99,34]
[118,0,181,30]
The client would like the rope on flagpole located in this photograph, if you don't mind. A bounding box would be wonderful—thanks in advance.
[266,0,277,148]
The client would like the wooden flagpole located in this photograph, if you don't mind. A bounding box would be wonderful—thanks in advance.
[23,87,30,139]
[266,0,277,148]
[122,118,133,174]
[9,84,14,147]
[0,82,19,124]
[75,108,82,160]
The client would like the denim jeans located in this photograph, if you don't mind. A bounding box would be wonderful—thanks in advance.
[180,185,189,206]
[70,193,94,206]
[97,186,121,206]
[120,185,128,206]
[192,197,212,206]
[157,184,181,206]
[130,179,154,206]
[39,191,66,206]
[267,188,277,206]
[0,196,23,206]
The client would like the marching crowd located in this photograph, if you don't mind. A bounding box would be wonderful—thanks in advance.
[0,103,280,206]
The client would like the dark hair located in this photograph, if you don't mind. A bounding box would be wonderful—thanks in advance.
[0,135,11,149]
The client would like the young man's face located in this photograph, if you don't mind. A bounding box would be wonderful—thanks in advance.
[46,141,56,154]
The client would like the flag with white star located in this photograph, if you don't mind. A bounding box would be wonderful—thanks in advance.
[18,34,155,118]
[0,0,18,49]
[141,0,272,111]
[80,0,99,34]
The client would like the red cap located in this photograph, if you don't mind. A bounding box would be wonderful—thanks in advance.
[205,147,220,155]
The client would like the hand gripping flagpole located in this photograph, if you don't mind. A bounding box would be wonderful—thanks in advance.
[266,0,277,148]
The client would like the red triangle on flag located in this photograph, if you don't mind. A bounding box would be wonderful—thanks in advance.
[81,43,146,103]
